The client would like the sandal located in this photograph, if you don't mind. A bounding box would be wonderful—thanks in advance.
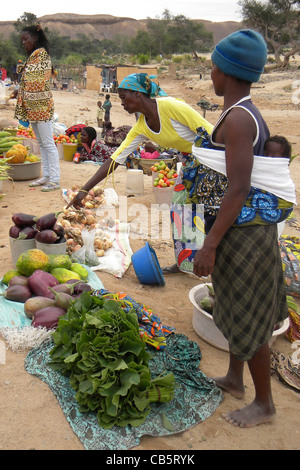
[41,182,60,192]
[29,177,49,187]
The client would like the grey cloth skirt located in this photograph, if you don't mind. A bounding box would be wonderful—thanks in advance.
[212,224,288,361]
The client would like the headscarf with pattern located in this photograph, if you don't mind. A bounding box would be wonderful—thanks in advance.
[118,73,167,97]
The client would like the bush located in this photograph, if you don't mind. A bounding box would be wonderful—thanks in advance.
[138,54,149,65]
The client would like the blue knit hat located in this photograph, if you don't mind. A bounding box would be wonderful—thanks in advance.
[211,29,267,83]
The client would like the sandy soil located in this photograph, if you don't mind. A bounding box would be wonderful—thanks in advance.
[0,66,300,450]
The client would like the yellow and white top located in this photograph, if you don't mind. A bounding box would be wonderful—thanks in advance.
[111,96,213,164]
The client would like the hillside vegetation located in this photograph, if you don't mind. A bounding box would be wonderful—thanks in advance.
[0,13,240,44]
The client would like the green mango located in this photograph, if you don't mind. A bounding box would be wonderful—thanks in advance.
[2,269,22,285]
[48,254,72,271]
[70,263,89,280]
[50,268,80,284]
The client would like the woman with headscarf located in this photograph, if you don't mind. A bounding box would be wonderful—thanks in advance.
[67,72,212,209]
[15,24,60,191]
[77,126,117,163]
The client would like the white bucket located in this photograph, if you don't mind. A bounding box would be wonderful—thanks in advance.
[56,142,64,160]
[9,236,36,268]
[125,169,144,196]
[189,283,290,352]
[36,240,67,255]
[152,186,174,206]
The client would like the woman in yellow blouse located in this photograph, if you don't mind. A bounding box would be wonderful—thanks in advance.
[15,24,60,191]
[67,73,212,208]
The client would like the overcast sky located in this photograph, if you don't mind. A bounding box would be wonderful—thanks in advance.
[1,1,242,23]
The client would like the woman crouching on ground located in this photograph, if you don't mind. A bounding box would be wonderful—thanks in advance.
[77,126,117,163]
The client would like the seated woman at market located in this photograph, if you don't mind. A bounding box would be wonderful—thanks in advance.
[67,73,213,206]
[78,126,117,163]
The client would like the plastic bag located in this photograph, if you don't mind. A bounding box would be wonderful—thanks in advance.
[52,121,67,137]
[71,229,99,266]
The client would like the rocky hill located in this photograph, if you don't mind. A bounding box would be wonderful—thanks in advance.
[0,13,240,45]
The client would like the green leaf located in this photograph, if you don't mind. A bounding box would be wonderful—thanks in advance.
[117,369,141,396]
[161,413,174,432]
[78,379,94,394]
[64,352,78,363]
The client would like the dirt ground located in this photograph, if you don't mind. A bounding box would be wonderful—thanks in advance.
[0,63,300,450]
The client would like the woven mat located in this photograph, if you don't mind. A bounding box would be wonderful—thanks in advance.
[25,333,223,450]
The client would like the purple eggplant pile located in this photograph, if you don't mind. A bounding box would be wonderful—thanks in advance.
[9,211,66,244]
[1,269,93,330]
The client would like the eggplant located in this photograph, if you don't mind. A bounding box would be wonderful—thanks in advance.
[45,282,76,299]
[65,279,92,294]
[8,275,29,288]
[48,288,74,310]
[24,296,56,319]
[32,306,66,330]
[1,285,32,303]
[55,236,67,244]
[35,212,62,232]
[27,270,59,297]
[19,226,38,240]
[35,230,58,244]
[9,225,21,239]
[73,282,93,295]
[52,223,65,237]
[12,213,37,228]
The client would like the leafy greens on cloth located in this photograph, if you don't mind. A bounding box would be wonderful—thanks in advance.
[49,292,175,429]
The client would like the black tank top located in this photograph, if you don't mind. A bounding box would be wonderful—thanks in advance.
[209,96,270,155]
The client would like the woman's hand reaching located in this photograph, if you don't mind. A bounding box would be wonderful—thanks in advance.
[66,190,87,210]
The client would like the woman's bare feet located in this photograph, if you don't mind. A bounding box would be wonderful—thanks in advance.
[222,399,276,428]
[213,375,245,399]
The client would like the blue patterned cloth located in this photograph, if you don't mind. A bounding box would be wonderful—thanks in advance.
[118,73,167,97]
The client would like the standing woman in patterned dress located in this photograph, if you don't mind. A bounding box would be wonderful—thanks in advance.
[15,24,60,191]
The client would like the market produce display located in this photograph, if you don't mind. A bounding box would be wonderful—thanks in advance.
[65,185,105,209]
[0,131,25,156]
[1,248,92,330]
[0,129,40,165]
[49,291,176,429]
[9,211,66,245]
[61,205,113,257]
[151,161,178,188]
[16,126,36,139]
[53,134,77,145]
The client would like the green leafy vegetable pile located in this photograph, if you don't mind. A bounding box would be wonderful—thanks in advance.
[49,292,175,429]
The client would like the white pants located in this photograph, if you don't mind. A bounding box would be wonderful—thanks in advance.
[31,121,60,183]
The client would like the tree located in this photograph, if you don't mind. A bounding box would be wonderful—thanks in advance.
[239,0,300,67]
[14,12,38,32]
[0,37,20,76]
[143,10,213,56]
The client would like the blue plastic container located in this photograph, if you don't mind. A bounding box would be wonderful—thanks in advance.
[131,242,165,286]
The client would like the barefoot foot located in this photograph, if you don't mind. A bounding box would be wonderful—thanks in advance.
[222,401,276,428]
[213,376,245,399]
